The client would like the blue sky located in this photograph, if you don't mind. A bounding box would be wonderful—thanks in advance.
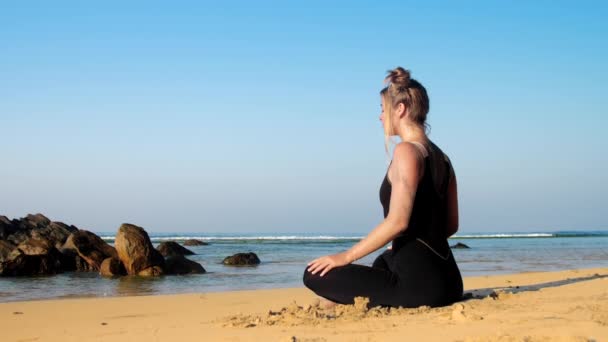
[1,1,606,234]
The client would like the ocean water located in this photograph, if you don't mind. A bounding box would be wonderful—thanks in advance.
[1,231,607,302]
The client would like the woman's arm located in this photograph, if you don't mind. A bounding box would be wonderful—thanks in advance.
[307,142,424,276]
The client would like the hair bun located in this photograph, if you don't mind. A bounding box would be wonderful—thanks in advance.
[385,67,411,89]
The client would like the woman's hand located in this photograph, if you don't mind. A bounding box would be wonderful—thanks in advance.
[306,251,351,277]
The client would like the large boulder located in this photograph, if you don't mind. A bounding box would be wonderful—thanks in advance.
[99,257,127,277]
[164,255,206,275]
[17,238,54,255]
[183,239,208,246]
[222,252,261,266]
[62,230,118,271]
[114,223,164,276]
[3,214,78,248]
[0,240,25,276]
[58,247,95,272]
[0,240,62,276]
[157,241,195,257]
[35,221,78,249]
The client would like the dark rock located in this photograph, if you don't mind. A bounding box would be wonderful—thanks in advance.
[39,222,78,248]
[25,213,51,228]
[156,241,195,257]
[450,242,471,249]
[222,252,261,266]
[2,214,78,248]
[58,247,95,272]
[0,216,16,239]
[183,239,208,246]
[62,230,118,271]
[164,255,206,275]
[0,240,24,275]
[0,216,11,225]
[99,257,126,277]
[0,240,62,276]
[115,223,164,276]
[17,238,54,255]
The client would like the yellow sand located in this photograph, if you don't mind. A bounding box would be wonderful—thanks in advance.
[1,268,607,341]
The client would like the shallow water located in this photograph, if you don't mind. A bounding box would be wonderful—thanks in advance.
[1,231,607,302]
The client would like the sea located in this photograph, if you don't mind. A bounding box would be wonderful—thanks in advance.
[1,231,607,302]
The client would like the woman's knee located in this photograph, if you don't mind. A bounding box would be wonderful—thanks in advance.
[302,267,315,289]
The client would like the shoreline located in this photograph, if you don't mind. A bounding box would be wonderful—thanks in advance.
[1,267,607,341]
[1,266,606,304]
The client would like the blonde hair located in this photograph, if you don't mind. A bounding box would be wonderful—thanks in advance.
[380,67,430,155]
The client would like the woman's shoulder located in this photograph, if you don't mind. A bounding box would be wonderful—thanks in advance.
[392,142,425,164]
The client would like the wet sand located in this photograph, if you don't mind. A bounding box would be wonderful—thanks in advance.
[1,267,607,341]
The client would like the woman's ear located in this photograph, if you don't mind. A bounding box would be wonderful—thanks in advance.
[396,103,407,118]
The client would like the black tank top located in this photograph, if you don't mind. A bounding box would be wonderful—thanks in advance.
[379,141,453,257]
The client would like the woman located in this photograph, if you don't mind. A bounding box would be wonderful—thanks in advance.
[303,67,463,308]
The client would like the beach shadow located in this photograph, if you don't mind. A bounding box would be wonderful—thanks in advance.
[462,272,608,301]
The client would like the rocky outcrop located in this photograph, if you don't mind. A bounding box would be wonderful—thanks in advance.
[450,242,471,249]
[115,223,164,276]
[157,241,195,257]
[2,214,78,248]
[0,239,62,276]
[164,255,206,275]
[1,214,210,279]
[222,252,261,266]
[62,230,118,271]
[99,257,127,277]
[183,239,208,246]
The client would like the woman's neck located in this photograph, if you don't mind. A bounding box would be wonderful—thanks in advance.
[397,122,427,144]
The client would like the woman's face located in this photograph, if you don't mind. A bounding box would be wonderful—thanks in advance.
[380,96,393,134]
[379,97,386,129]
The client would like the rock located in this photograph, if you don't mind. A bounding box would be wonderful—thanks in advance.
[57,247,94,272]
[2,214,77,248]
[17,238,54,256]
[0,216,11,225]
[0,241,24,275]
[62,230,118,271]
[38,222,78,248]
[156,241,195,257]
[0,216,16,239]
[114,223,165,276]
[0,240,62,276]
[222,252,261,266]
[183,239,208,246]
[164,255,206,275]
[99,257,126,277]
[24,213,51,228]
[450,242,471,249]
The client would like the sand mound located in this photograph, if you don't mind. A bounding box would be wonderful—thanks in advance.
[219,296,451,328]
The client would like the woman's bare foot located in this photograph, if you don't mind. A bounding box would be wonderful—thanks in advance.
[319,297,338,309]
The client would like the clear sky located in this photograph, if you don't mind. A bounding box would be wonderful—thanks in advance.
[1,1,606,234]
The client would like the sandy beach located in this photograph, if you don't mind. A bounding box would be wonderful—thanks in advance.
[0,267,606,342]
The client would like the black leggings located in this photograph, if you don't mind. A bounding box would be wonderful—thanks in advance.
[303,239,463,308]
